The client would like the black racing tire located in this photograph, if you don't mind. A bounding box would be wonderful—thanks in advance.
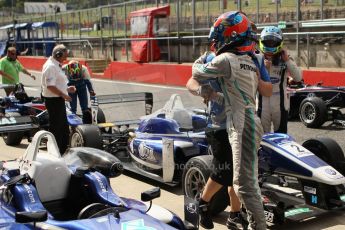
[299,97,327,128]
[70,124,103,149]
[2,112,24,146]
[182,155,229,215]
[97,108,106,124]
[302,137,345,175]
[82,107,106,124]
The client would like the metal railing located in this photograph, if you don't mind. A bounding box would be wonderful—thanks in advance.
[4,0,345,31]
[13,29,345,68]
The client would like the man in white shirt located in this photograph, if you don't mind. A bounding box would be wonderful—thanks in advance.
[41,44,76,154]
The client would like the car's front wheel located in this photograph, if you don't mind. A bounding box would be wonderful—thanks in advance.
[2,112,24,146]
[302,137,345,175]
[182,155,229,215]
[299,97,327,128]
[82,107,106,124]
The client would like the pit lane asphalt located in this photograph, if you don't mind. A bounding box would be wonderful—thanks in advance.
[0,72,345,230]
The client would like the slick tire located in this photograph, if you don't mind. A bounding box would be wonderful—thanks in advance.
[97,108,106,123]
[82,107,106,124]
[303,137,345,175]
[70,124,103,149]
[299,97,327,128]
[182,155,229,215]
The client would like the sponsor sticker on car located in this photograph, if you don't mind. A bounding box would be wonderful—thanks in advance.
[121,219,156,230]
[264,210,275,223]
[138,143,156,162]
[304,185,317,194]
[285,207,312,217]
[0,117,17,125]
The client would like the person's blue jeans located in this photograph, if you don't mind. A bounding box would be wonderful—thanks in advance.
[69,85,88,114]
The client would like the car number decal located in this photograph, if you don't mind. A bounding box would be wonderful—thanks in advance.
[278,142,314,158]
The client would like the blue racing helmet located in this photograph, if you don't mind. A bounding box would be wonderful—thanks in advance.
[259,26,283,55]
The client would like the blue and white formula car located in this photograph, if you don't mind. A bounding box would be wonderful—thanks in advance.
[71,94,345,224]
[0,130,195,229]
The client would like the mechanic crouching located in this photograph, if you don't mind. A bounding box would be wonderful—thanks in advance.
[62,60,96,120]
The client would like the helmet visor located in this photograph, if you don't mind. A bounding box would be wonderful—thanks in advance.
[261,35,282,48]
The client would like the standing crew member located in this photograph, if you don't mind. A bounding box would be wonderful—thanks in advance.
[41,44,76,154]
[0,47,36,96]
[192,11,272,230]
[258,26,302,133]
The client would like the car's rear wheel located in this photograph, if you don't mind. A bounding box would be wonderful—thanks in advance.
[182,156,229,215]
[97,108,106,123]
[299,97,327,128]
[82,107,106,124]
[2,112,24,146]
[302,137,345,175]
[70,124,103,149]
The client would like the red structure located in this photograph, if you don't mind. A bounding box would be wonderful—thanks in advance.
[18,56,345,88]
[129,5,170,62]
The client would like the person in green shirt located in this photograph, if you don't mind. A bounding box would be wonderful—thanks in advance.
[0,47,36,96]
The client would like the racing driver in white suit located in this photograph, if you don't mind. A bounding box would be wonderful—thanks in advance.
[257,26,302,133]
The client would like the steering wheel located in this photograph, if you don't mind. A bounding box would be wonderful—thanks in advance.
[78,203,128,219]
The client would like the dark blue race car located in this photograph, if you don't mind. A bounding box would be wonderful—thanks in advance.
[0,130,194,229]
[71,94,345,224]
[0,83,153,146]
[288,82,345,128]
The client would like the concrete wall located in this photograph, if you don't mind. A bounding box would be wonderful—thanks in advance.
[18,56,345,87]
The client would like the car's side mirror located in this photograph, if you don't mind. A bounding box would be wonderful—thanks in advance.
[141,187,161,202]
[15,210,48,223]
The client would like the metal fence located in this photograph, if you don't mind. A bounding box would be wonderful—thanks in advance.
[3,0,345,68]
[18,29,340,69]
[5,0,345,24]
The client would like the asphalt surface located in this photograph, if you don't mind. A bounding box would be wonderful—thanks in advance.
[0,71,345,229]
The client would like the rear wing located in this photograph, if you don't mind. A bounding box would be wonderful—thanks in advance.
[96,92,153,115]
[0,116,39,134]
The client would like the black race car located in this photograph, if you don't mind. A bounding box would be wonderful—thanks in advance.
[288,82,345,128]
